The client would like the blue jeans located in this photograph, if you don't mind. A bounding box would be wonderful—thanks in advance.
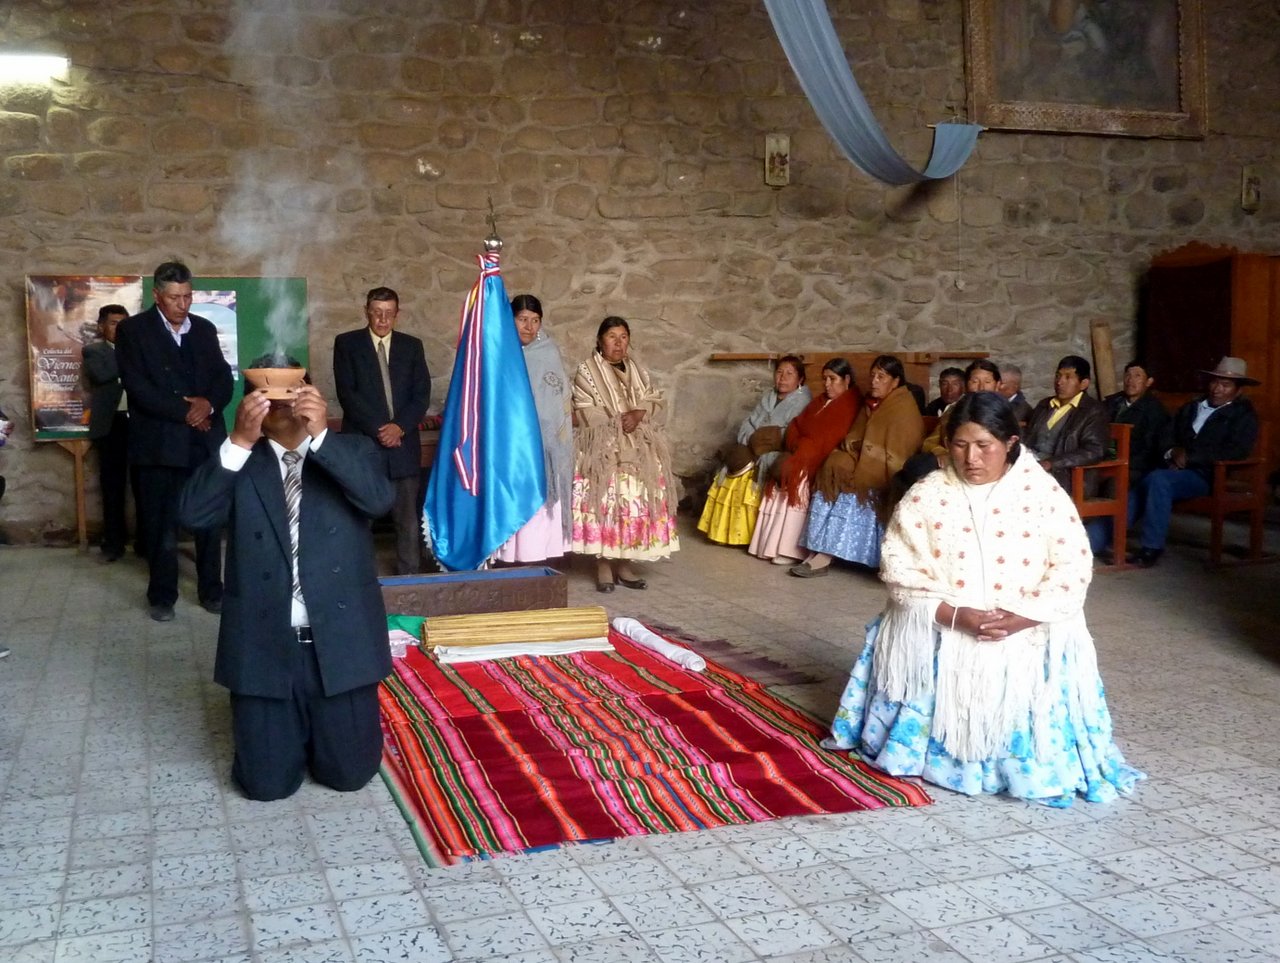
[1134,468,1210,550]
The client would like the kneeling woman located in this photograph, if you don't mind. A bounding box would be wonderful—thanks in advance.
[698,354,811,546]
[791,355,924,576]
[826,392,1144,806]
[748,358,860,564]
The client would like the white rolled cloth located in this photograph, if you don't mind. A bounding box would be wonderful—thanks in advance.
[611,617,706,672]
[432,637,613,664]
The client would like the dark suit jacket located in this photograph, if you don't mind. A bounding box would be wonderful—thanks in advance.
[1171,396,1259,481]
[178,432,395,699]
[1024,392,1110,492]
[1007,392,1034,424]
[1105,391,1173,481]
[332,328,430,480]
[115,306,233,468]
[81,340,123,440]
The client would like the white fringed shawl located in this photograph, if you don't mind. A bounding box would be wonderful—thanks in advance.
[875,450,1099,762]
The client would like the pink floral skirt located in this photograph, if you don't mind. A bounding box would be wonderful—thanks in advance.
[571,471,679,560]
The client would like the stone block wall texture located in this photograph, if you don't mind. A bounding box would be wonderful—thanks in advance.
[0,0,1277,538]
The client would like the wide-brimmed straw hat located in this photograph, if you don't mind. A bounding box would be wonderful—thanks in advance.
[1201,356,1260,386]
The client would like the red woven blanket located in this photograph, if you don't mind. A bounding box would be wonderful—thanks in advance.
[380,630,929,864]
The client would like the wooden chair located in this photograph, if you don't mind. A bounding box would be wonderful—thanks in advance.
[1070,423,1132,571]
[1172,426,1275,566]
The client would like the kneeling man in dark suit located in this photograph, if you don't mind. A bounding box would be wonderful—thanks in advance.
[180,370,394,801]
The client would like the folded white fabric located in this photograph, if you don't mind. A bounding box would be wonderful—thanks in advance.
[432,637,614,664]
[388,629,418,659]
[611,617,707,672]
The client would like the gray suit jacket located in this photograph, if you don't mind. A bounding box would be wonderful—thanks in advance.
[81,339,123,440]
[178,432,395,699]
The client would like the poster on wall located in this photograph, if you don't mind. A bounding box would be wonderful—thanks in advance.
[25,274,143,441]
[26,275,307,441]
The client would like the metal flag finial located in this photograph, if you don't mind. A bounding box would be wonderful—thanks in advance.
[483,195,503,253]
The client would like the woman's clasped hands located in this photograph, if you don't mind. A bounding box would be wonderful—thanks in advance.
[943,603,1039,642]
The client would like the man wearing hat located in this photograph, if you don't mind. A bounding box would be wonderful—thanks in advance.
[1129,357,1260,567]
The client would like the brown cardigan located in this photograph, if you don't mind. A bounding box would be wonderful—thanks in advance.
[814,384,925,512]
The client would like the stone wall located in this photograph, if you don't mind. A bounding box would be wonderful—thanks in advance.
[1,0,1277,539]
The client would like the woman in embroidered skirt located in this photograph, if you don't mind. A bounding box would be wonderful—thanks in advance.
[571,316,679,592]
[494,294,573,563]
[698,355,811,546]
[748,358,860,564]
[827,391,1144,806]
[791,355,924,577]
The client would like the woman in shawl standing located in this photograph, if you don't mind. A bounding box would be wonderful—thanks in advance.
[748,358,861,564]
[698,355,811,546]
[572,316,680,592]
[494,294,573,563]
[790,355,925,576]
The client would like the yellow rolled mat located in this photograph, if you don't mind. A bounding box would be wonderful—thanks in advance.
[421,606,609,649]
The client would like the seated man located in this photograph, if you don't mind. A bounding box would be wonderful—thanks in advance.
[1085,359,1173,555]
[997,362,1034,423]
[1105,360,1172,486]
[1129,357,1260,567]
[924,367,964,417]
[1022,355,1109,493]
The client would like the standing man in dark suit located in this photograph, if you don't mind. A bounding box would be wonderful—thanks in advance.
[1129,357,1260,567]
[116,261,233,621]
[333,287,431,574]
[82,304,132,562]
[179,373,394,800]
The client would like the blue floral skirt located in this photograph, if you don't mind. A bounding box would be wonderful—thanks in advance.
[802,492,883,567]
[826,618,1145,807]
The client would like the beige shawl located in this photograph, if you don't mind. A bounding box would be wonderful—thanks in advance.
[572,351,673,518]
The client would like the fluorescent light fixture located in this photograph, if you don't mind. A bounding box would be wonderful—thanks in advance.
[0,54,69,83]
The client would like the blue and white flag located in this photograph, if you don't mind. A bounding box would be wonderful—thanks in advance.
[424,251,545,570]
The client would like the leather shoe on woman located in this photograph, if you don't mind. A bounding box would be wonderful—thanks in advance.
[789,562,829,578]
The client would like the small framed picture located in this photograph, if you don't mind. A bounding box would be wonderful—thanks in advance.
[764,133,790,187]
[1241,166,1261,214]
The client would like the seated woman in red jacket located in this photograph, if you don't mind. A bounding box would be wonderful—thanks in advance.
[748,358,861,565]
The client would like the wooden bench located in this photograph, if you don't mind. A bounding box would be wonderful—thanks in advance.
[1172,426,1275,567]
[1070,423,1132,571]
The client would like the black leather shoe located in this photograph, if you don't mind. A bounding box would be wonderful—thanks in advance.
[1136,548,1163,568]
[149,605,175,622]
[596,580,615,593]
[616,576,647,590]
[201,598,223,615]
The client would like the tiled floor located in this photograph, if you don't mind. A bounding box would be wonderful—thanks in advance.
[2,516,1279,962]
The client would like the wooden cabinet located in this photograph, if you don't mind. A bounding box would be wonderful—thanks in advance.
[1141,242,1279,476]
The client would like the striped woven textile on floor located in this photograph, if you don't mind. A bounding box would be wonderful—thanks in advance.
[379,629,930,865]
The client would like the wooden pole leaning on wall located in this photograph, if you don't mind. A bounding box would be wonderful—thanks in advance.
[1090,318,1117,399]
[53,438,90,551]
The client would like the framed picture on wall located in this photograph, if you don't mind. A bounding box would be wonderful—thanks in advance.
[963,0,1207,138]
